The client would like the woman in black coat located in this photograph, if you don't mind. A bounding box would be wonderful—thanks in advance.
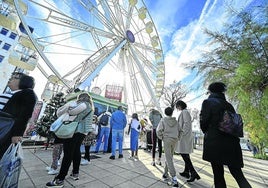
[0,72,37,159]
[200,82,251,188]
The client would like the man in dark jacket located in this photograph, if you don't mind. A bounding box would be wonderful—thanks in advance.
[0,72,37,159]
[200,82,251,188]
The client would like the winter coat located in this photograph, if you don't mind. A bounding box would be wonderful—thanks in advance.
[3,88,37,136]
[175,109,193,154]
[74,102,93,135]
[156,116,180,140]
[56,101,78,122]
[200,92,243,167]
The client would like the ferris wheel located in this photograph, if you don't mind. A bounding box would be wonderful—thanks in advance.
[14,0,165,114]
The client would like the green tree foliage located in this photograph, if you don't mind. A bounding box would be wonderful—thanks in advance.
[189,3,268,158]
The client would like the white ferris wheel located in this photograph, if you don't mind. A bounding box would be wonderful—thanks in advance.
[14,0,165,115]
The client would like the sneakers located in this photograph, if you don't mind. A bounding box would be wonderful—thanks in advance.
[46,166,51,171]
[167,179,179,188]
[70,173,79,180]
[167,180,179,187]
[151,161,156,166]
[46,179,64,187]
[118,154,123,158]
[109,155,115,160]
[162,174,169,182]
[48,168,59,175]
[80,158,90,165]
[128,156,137,161]
[156,160,162,166]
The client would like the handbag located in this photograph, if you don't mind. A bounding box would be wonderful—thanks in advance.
[215,99,244,137]
[0,111,15,145]
[54,110,92,139]
[54,121,78,139]
[219,110,244,137]
[0,143,23,188]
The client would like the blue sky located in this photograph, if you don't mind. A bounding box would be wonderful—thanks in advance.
[28,0,263,112]
[142,0,260,109]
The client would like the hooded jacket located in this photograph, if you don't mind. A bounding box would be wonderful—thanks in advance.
[156,116,180,140]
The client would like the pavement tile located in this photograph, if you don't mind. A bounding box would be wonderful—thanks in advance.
[18,145,268,188]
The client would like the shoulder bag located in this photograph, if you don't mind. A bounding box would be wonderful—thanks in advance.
[214,99,244,137]
[54,110,91,139]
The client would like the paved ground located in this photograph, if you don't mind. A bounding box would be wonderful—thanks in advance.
[18,144,268,188]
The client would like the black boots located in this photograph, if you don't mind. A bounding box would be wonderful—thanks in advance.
[187,173,201,183]
[179,172,190,179]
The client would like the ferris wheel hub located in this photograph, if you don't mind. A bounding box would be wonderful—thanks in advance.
[126,30,135,43]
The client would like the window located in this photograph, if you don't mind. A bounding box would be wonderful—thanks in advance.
[9,32,17,40]
[0,55,4,63]
[3,43,11,51]
[0,28,8,35]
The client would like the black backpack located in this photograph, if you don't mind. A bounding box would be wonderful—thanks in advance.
[99,113,109,126]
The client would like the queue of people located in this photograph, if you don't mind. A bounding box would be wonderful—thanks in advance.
[0,75,252,188]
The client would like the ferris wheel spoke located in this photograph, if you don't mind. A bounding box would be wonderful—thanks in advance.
[97,0,125,33]
[134,42,162,55]
[128,45,160,109]
[78,0,122,35]
[131,45,159,74]
[14,0,165,114]
[125,5,135,31]
[28,0,115,41]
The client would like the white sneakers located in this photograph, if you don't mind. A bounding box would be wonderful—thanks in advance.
[46,167,59,175]
[80,158,90,165]
[128,156,138,161]
[156,160,162,166]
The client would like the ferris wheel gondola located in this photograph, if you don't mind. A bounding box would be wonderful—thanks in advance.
[14,0,165,114]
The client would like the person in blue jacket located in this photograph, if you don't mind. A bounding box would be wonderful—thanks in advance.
[109,106,127,160]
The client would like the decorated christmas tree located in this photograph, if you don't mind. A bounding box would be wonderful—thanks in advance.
[36,92,66,143]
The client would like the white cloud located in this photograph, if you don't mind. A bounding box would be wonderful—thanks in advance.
[156,0,255,109]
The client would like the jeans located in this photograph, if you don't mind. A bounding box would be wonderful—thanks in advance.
[111,129,124,156]
[95,127,110,152]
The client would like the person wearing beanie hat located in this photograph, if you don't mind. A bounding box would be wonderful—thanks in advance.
[200,82,251,188]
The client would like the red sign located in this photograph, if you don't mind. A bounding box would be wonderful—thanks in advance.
[105,85,123,102]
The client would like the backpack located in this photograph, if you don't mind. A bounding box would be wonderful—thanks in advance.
[219,110,244,137]
[211,98,244,137]
[99,113,109,126]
